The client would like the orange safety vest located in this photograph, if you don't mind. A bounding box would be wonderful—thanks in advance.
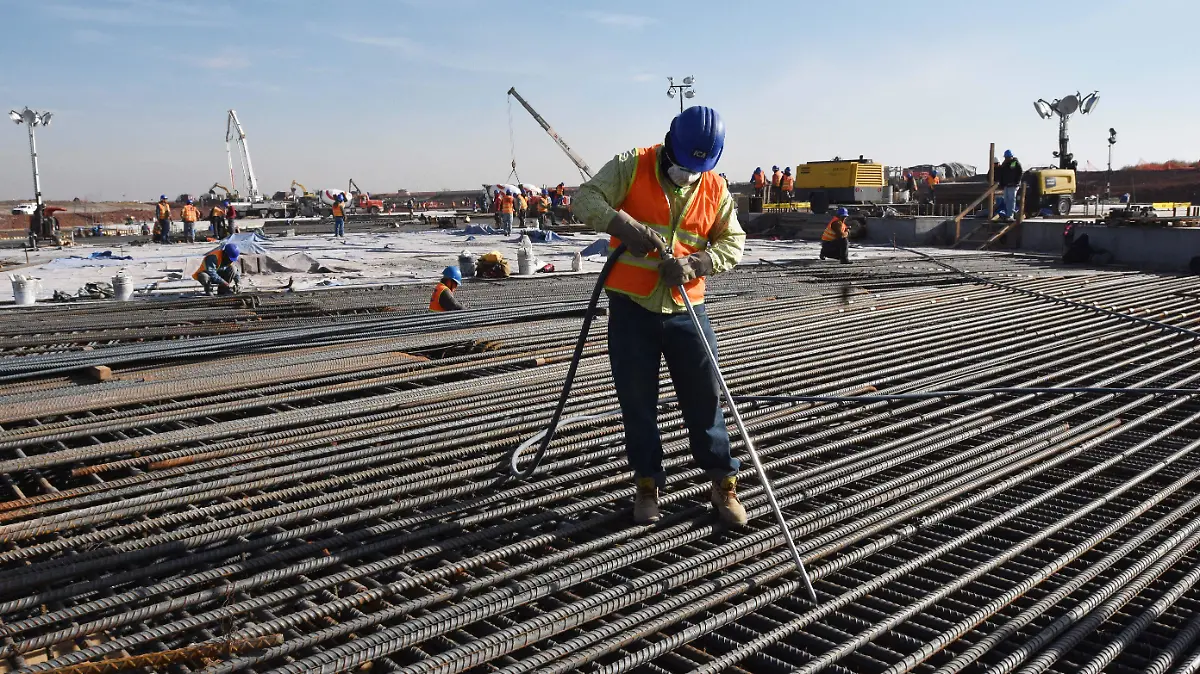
[606,145,721,305]
[927,175,941,188]
[181,205,200,222]
[822,217,847,242]
[429,282,452,312]
[536,196,549,213]
[192,249,231,280]
[500,195,514,214]
[332,202,345,217]
[516,195,527,211]
[752,172,766,188]
[772,171,782,187]
[781,175,794,191]
[210,206,225,218]
[156,202,171,219]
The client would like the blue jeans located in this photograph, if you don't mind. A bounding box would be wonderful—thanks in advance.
[606,292,739,486]
[1003,186,1019,218]
[334,216,345,236]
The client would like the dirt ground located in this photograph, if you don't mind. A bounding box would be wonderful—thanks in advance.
[0,201,153,239]
[1076,168,1200,203]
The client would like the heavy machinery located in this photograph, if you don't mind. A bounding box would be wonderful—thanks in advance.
[1022,168,1077,217]
[793,157,889,214]
[221,110,301,218]
[347,179,385,214]
[289,180,314,199]
[506,87,593,181]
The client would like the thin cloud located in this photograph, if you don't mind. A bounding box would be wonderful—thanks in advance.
[583,11,655,29]
[196,50,250,70]
[631,73,656,83]
[43,0,224,26]
[339,34,423,56]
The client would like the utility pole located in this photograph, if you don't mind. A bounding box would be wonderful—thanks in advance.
[666,76,695,114]
[1105,127,1117,203]
[8,107,54,239]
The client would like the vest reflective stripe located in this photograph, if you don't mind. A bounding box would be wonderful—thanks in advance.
[822,217,846,242]
[192,250,229,280]
[500,195,514,214]
[772,171,782,187]
[605,145,721,305]
[156,203,171,219]
[781,175,794,191]
[429,282,450,312]
[181,205,199,222]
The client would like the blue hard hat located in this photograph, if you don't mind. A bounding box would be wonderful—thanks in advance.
[669,106,725,173]
[836,207,850,217]
[772,165,779,171]
[223,200,230,206]
[784,166,792,174]
[756,167,762,172]
[1004,149,1013,158]
[186,198,193,204]
[159,194,167,200]
[223,242,240,261]
[442,265,463,284]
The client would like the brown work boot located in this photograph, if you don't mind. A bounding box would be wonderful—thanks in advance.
[711,477,748,526]
[633,477,660,524]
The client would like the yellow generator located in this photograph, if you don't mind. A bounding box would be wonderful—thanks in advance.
[794,157,888,214]
[1023,168,1076,217]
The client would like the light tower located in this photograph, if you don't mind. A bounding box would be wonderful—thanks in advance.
[8,107,54,237]
[1032,91,1099,170]
[666,76,696,114]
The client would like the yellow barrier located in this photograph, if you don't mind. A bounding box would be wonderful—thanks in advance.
[1152,202,1193,210]
[762,202,811,211]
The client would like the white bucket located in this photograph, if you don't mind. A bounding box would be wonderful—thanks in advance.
[572,251,582,272]
[11,276,39,306]
[517,247,534,275]
[112,274,134,301]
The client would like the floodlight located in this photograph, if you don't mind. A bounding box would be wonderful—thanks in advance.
[9,111,20,124]
[667,88,675,98]
[684,90,695,99]
[1056,94,1079,115]
[1080,91,1099,114]
[1033,100,1053,119]
[682,76,694,85]
[38,112,52,126]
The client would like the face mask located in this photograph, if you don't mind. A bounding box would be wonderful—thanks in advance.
[666,164,702,187]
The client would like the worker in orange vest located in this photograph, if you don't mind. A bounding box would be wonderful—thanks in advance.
[573,105,748,527]
[516,190,528,229]
[770,165,782,202]
[780,167,795,203]
[820,207,851,264]
[535,189,552,228]
[499,190,515,234]
[925,170,941,204]
[154,195,172,244]
[750,167,766,198]
[180,199,201,243]
[429,266,465,312]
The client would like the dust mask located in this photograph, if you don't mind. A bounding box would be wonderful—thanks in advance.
[666,164,702,187]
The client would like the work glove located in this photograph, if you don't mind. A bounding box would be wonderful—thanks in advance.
[659,251,714,287]
[605,211,669,259]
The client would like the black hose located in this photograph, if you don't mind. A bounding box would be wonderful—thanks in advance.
[506,244,627,480]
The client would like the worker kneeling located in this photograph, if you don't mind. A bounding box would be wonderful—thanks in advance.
[575,105,748,526]
[194,242,241,296]
[820,207,852,264]
[429,266,465,312]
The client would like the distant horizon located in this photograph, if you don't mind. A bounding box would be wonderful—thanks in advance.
[2,0,1197,201]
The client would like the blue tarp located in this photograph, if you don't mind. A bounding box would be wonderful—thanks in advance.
[526,230,564,243]
[462,224,503,235]
[89,251,133,260]
[580,238,610,257]
[222,231,270,254]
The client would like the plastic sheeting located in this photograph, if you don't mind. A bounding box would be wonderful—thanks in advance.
[580,238,610,257]
[462,224,504,235]
[221,231,271,254]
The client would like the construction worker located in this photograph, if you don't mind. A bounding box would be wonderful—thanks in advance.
[332,193,346,237]
[429,266,465,312]
[751,167,766,198]
[180,199,200,243]
[820,207,852,264]
[499,190,515,234]
[925,169,941,204]
[903,171,918,202]
[574,105,748,527]
[997,150,1023,222]
[535,189,551,228]
[209,202,226,238]
[770,165,782,203]
[223,200,236,236]
[154,195,172,244]
[780,167,795,203]
[516,190,528,229]
[193,242,241,295]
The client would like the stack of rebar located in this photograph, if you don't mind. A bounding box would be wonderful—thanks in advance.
[1,251,1198,674]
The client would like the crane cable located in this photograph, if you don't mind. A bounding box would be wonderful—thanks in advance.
[506,93,522,185]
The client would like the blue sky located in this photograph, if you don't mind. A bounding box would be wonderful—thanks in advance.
[1,0,1197,201]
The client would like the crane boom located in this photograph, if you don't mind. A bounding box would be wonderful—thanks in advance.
[506,87,593,181]
[225,110,260,202]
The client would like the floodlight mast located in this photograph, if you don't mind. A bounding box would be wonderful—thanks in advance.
[666,76,696,114]
[1033,90,1099,170]
[9,107,51,229]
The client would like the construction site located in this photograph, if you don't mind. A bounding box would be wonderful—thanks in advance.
[3,58,1200,674]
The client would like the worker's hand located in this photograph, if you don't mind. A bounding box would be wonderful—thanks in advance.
[659,251,713,287]
[604,211,669,258]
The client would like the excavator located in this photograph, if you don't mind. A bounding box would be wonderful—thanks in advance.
[289,180,315,199]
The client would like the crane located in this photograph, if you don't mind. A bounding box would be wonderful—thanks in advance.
[225,109,260,202]
[506,87,593,181]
